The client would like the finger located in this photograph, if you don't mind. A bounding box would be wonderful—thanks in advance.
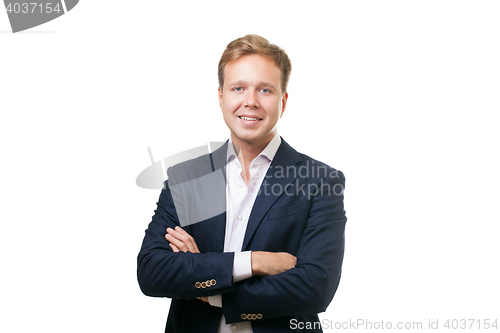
[170,227,195,245]
[165,233,181,249]
[167,227,189,242]
[168,227,200,253]
[166,233,188,252]
[174,226,200,253]
[169,243,180,252]
[173,226,191,237]
[175,227,200,253]
[166,228,190,251]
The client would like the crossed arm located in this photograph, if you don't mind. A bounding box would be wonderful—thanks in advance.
[165,226,297,303]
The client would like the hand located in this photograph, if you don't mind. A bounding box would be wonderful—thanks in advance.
[165,226,200,253]
[251,251,297,276]
[197,296,209,303]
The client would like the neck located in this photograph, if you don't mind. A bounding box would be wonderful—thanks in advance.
[231,133,274,166]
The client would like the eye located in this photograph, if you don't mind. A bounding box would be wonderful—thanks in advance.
[233,87,243,92]
[261,88,270,94]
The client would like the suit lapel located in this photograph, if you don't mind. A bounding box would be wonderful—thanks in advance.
[203,142,229,253]
[242,139,303,250]
[211,141,229,172]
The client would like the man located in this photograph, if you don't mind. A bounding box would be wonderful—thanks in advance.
[137,34,347,332]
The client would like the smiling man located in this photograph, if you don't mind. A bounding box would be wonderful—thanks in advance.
[220,51,288,186]
[137,35,347,333]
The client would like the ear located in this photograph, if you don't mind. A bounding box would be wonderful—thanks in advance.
[218,87,223,109]
[280,92,288,117]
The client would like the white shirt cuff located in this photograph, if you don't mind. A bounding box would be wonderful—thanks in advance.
[207,252,251,308]
[208,295,222,307]
[233,251,252,283]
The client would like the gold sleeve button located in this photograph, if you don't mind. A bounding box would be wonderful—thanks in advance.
[251,314,257,320]
[210,279,216,286]
[241,314,247,320]
[195,282,201,289]
[206,280,212,287]
[257,313,263,319]
[201,281,207,288]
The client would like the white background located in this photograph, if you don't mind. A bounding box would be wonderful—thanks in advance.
[1,1,499,332]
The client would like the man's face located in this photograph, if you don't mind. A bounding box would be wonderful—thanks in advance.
[219,54,288,148]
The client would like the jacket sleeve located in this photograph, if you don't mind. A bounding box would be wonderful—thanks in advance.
[137,179,235,300]
[221,172,347,323]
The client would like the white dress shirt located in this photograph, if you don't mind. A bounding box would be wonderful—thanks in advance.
[209,133,281,333]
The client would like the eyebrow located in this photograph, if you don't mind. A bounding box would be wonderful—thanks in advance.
[228,81,278,90]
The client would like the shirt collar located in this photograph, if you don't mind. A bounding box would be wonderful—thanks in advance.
[227,132,281,163]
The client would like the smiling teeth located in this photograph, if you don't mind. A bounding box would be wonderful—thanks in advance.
[241,116,259,121]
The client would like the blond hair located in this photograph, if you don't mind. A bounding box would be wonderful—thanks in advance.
[218,34,292,94]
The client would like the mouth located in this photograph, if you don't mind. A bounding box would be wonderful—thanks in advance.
[238,116,262,121]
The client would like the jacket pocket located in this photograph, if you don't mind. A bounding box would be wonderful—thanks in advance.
[267,200,310,220]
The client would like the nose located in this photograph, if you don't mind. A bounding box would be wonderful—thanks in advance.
[245,91,259,108]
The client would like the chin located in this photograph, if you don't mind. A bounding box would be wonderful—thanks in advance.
[232,133,257,143]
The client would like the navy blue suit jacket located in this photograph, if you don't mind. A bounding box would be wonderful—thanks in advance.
[137,138,347,332]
